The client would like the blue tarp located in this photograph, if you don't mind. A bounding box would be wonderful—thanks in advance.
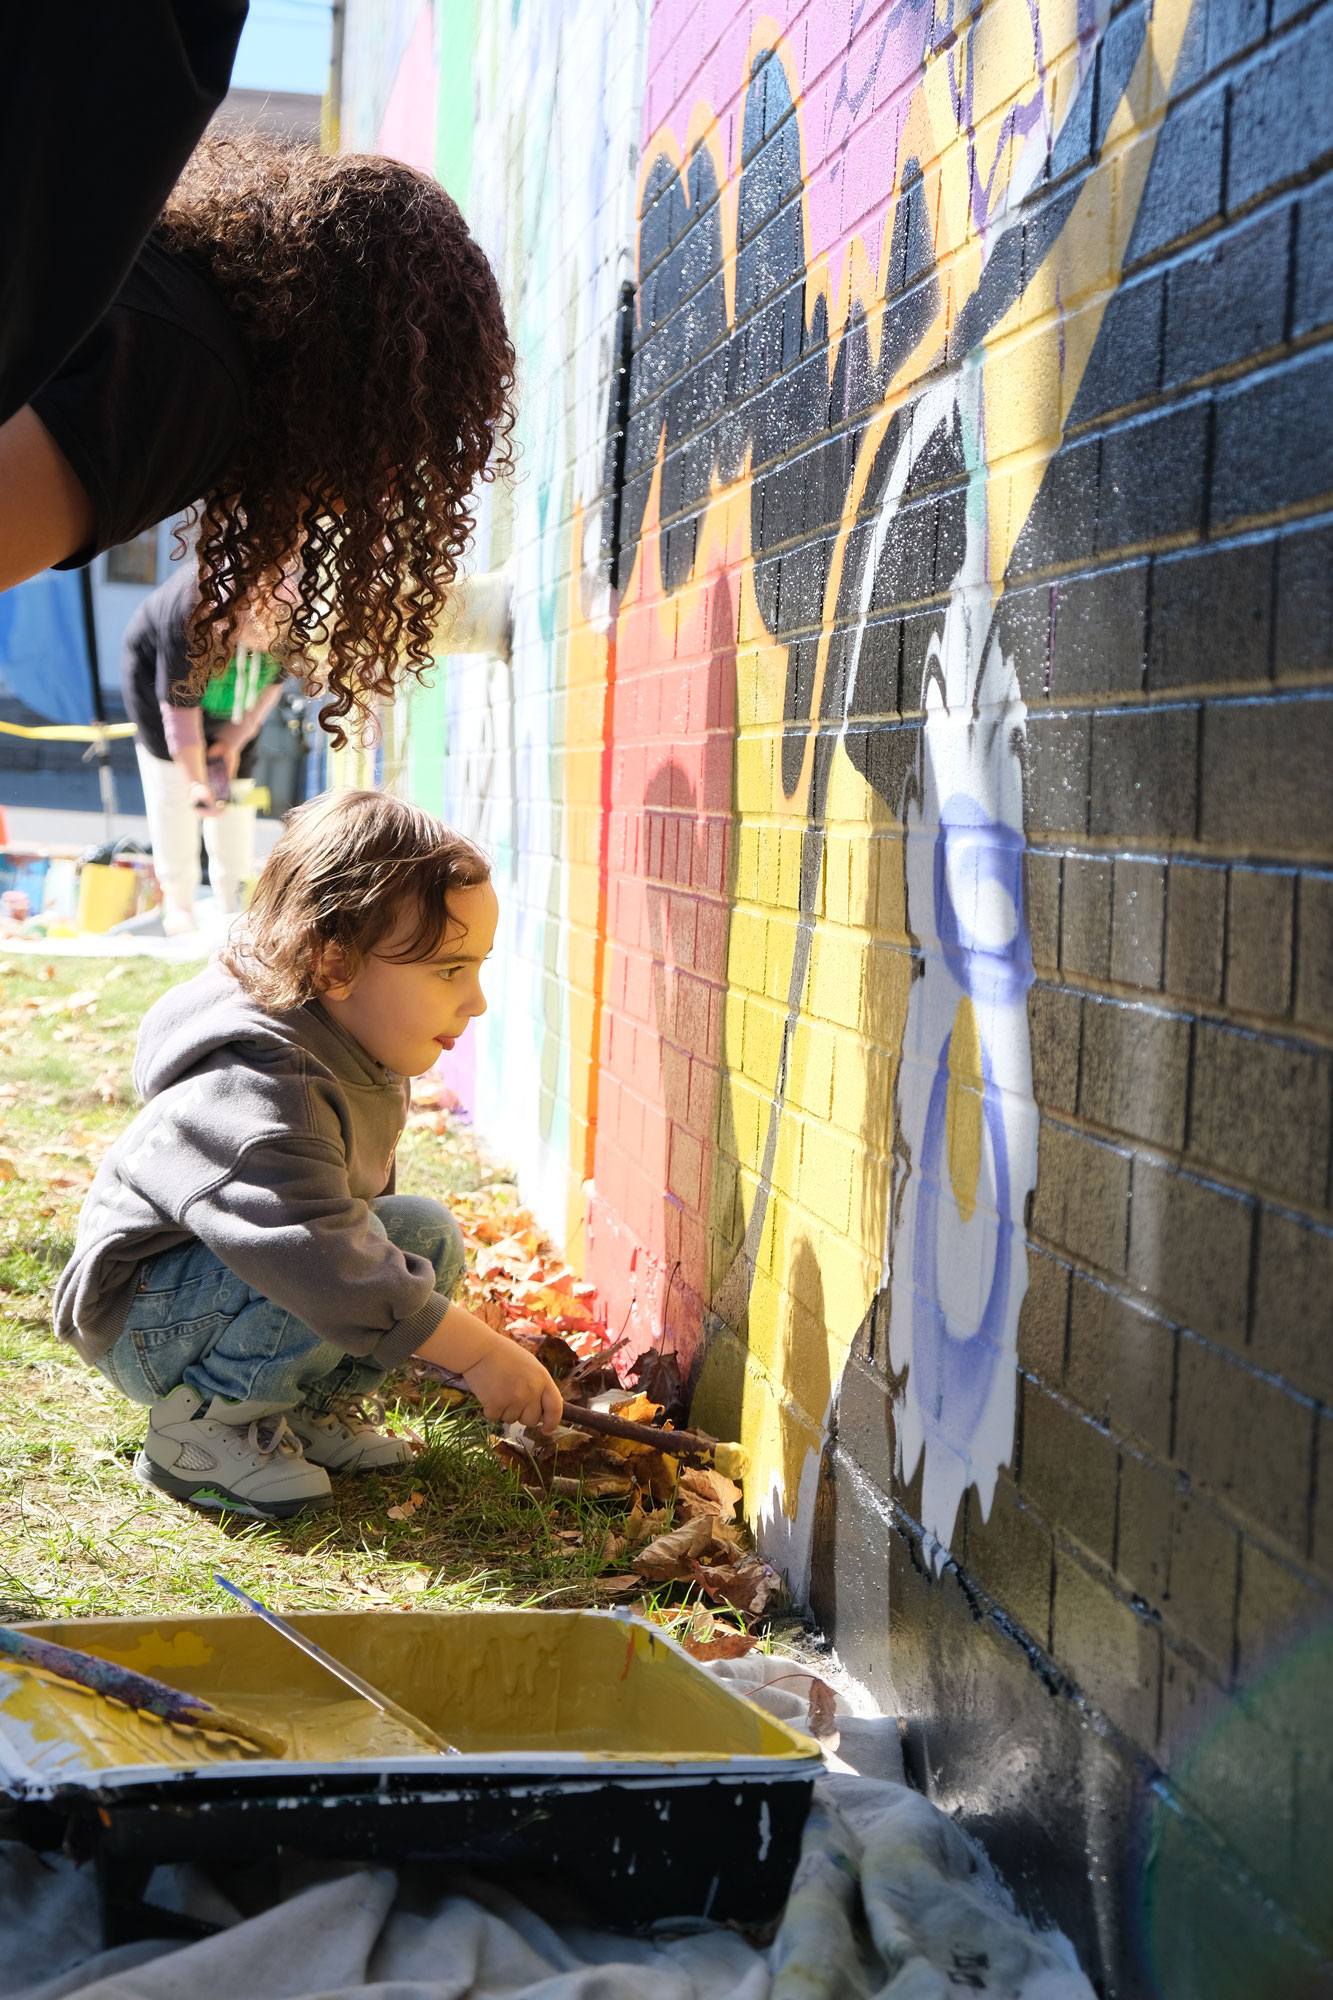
[0,569,95,725]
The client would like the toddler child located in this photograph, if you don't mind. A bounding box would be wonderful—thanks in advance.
[53,789,562,1518]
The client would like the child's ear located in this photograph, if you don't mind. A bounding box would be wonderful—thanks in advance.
[317,940,354,998]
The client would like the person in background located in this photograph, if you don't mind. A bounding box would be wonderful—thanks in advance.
[123,560,286,934]
[0,130,515,754]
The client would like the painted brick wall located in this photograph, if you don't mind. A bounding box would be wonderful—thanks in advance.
[341,2,1332,1989]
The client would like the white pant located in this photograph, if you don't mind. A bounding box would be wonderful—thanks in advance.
[135,744,255,918]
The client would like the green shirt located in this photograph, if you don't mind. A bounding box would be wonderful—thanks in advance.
[200,647,284,722]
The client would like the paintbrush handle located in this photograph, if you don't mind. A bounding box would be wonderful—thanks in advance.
[214,1575,459,1757]
[0,1625,283,1756]
[559,1405,718,1457]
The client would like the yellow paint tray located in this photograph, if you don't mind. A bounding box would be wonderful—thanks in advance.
[0,1608,822,1929]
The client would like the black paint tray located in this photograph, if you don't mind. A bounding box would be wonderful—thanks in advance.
[0,1607,821,1931]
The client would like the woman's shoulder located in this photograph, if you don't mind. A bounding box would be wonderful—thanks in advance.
[29,231,250,568]
[116,231,249,397]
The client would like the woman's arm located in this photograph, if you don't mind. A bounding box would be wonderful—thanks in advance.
[0,405,94,590]
[159,702,222,817]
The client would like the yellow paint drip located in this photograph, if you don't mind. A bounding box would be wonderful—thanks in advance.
[946,996,985,1225]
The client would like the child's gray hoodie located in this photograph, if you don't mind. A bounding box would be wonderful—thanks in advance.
[53,964,451,1369]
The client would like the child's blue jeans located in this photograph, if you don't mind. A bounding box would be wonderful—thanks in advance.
[98,1196,464,1412]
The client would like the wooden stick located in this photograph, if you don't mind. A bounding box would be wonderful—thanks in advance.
[557,1404,719,1459]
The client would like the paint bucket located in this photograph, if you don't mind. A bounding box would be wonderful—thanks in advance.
[76,863,138,934]
[0,1608,820,1940]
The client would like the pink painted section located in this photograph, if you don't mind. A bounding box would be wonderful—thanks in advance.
[376,5,438,175]
[643,0,936,282]
[587,548,738,1375]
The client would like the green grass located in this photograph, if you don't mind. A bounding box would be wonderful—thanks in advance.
[0,955,657,1624]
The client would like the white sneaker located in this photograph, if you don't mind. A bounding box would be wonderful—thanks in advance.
[134,1384,332,1518]
[286,1402,417,1473]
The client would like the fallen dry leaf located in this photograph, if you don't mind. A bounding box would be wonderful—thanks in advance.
[0,1159,15,1183]
[678,1466,742,1523]
[510,1329,579,1378]
[578,1467,636,1499]
[634,1512,717,1581]
[607,1392,663,1427]
[613,1493,669,1552]
[806,1677,839,1743]
[493,1437,547,1491]
[600,1431,657,1460]
[628,1346,686,1420]
[385,1486,427,1522]
[682,1629,760,1662]
[641,1450,681,1505]
[690,1554,782,1618]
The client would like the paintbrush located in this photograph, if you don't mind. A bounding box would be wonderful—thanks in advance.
[214,1575,460,1756]
[556,1404,750,1481]
[0,1624,285,1757]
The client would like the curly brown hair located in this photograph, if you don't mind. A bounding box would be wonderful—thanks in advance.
[160,130,515,748]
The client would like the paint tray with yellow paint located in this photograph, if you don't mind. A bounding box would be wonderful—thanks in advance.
[0,1608,821,1927]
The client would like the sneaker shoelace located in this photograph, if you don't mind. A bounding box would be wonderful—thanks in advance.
[311,1401,381,1439]
[244,1413,303,1460]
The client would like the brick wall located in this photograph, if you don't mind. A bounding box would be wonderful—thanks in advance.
[343,0,1332,1988]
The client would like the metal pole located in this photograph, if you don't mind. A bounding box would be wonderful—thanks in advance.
[77,564,116,842]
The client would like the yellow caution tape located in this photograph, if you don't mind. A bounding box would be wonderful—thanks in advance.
[0,719,137,742]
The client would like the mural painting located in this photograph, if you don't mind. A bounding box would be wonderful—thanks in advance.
[607,0,1192,1577]
[343,0,1333,1982]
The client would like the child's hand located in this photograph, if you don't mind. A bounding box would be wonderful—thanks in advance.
[416,1304,563,1433]
[462,1336,563,1434]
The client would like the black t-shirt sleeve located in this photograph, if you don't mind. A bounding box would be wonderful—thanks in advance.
[0,2,247,426]
[30,235,248,567]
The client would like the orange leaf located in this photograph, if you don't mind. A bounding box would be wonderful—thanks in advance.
[682,1630,760,1662]
[609,1392,663,1427]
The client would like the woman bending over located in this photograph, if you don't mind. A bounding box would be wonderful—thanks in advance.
[0,131,515,747]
